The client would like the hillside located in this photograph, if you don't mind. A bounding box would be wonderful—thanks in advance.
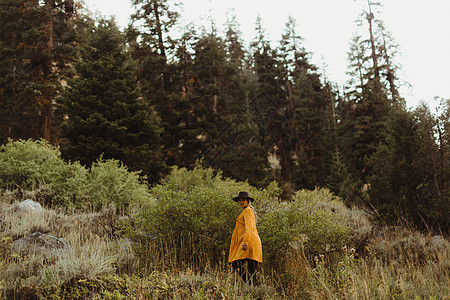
[0,140,448,299]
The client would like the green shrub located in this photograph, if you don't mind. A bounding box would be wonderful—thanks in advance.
[0,139,89,206]
[0,139,65,189]
[85,159,153,210]
[133,165,351,270]
[293,189,352,252]
[0,139,152,211]
[134,165,278,267]
[258,188,351,264]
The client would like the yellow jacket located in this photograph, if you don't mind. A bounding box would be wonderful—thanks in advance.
[228,207,262,263]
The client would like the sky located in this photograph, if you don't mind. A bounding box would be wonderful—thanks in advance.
[83,0,450,111]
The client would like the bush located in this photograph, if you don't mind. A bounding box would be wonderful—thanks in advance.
[0,139,152,211]
[0,139,66,189]
[133,165,352,271]
[258,188,351,265]
[0,139,89,206]
[134,165,265,267]
[306,194,373,253]
[85,159,153,211]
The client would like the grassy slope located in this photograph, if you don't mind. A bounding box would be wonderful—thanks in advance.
[0,191,449,299]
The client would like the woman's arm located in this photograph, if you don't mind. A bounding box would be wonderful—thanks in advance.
[242,208,256,250]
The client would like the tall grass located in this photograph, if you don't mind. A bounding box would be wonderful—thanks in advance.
[1,194,449,299]
[0,203,128,298]
[302,227,449,299]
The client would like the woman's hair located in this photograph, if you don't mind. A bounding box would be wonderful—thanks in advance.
[248,204,258,223]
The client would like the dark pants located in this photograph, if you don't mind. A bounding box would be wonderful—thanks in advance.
[232,259,261,286]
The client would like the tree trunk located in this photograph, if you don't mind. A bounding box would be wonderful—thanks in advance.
[437,124,447,192]
[41,1,55,141]
[213,76,218,114]
[366,1,379,79]
[367,12,379,79]
[381,35,398,104]
[153,1,170,90]
[278,135,290,182]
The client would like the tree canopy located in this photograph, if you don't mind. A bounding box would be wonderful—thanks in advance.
[0,0,448,230]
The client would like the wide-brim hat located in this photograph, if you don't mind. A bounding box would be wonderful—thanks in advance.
[233,191,254,202]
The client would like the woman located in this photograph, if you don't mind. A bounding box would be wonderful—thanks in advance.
[228,191,262,285]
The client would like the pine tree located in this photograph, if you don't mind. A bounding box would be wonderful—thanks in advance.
[60,19,164,183]
[221,19,269,186]
[282,18,330,189]
[345,34,370,101]
[366,108,423,223]
[367,103,448,229]
[224,12,245,68]
[339,8,394,188]
[128,0,179,95]
[0,0,77,144]
[325,148,352,199]
[251,16,331,190]
[165,26,201,167]
[250,16,287,183]
[190,31,268,186]
[413,102,449,229]
[375,20,402,104]
[128,0,183,168]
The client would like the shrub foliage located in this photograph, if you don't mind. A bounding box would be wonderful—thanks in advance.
[0,139,151,209]
[134,165,351,269]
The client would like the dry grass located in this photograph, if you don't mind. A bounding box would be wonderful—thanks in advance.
[0,200,134,298]
[344,248,449,299]
[303,227,449,299]
[0,194,449,299]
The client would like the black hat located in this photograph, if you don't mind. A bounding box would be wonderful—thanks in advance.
[233,191,254,202]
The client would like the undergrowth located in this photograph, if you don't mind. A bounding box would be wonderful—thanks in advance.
[0,140,448,299]
[1,192,448,299]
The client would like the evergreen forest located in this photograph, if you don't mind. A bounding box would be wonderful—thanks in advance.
[1,1,449,298]
[1,0,449,233]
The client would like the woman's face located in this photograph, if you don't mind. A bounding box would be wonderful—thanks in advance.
[237,198,249,209]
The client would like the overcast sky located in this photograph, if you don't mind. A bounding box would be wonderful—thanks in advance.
[83,0,450,111]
